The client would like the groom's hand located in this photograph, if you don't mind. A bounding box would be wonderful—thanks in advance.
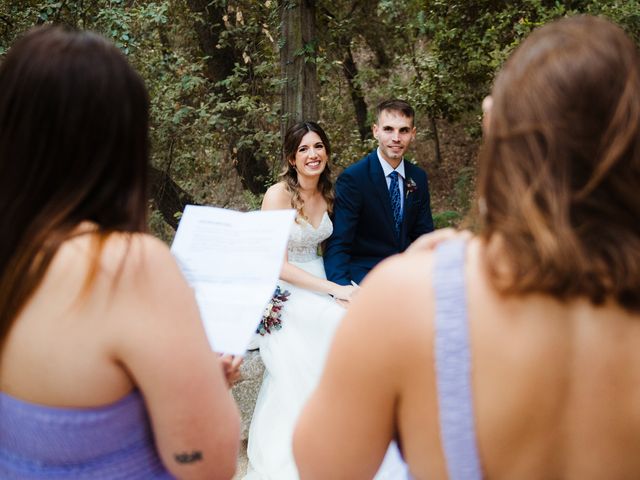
[332,284,359,309]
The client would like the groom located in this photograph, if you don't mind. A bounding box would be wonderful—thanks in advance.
[324,99,434,285]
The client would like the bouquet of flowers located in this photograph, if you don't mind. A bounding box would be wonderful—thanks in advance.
[256,286,291,335]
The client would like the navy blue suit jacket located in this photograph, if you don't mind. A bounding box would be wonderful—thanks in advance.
[324,150,434,285]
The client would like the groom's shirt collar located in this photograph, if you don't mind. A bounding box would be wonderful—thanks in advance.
[377,148,405,210]
[376,147,406,180]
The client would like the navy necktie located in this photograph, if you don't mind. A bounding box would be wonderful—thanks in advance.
[389,171,402,238]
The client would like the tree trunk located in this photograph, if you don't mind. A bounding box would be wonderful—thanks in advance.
[280,0,319,138]
[184,0,235,83]
[148,165,195,230]
[185,0,270,195]
[429,115,442,166]
[342,42,370,141]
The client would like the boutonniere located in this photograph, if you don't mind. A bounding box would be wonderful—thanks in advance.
[405,177,417,198]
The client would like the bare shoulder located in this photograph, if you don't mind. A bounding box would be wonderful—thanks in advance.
[338,249,437,366]
[360,250,435,329]
[53,232,190,313]
[262,181,292,210]
[48,231,174,286]
[94,232,178,283]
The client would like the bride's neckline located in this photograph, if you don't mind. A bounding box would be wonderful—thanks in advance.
[300,211,329,230]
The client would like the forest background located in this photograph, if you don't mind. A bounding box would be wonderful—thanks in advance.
[2,0,640,242]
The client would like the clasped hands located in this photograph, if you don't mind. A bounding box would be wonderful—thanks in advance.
[330,283,359,309]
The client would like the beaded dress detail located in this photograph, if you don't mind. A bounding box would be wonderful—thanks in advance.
[285,212,332,262]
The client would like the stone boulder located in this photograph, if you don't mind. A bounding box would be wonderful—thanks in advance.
[231,349,264,441]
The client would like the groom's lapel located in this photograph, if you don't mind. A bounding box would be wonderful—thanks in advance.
[400,163,419,244]
[367,152,396,235]
[402,163,415,223]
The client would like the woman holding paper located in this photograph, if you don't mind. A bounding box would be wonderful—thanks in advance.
[245,122,405,479]
[0,26,239,479]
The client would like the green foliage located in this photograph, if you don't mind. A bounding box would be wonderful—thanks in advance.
[454,166,475,211]
[148,208,176,243]
[243,190,264,212]
[433,210,463,229]
[2,0,640,235]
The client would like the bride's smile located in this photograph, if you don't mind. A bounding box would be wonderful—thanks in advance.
[291,131,327,178]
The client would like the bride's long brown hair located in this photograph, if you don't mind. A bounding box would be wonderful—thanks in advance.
[280,121,334,221]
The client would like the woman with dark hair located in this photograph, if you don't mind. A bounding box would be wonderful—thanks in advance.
[295,15,640,480]
[244,121,356,479]
[0,26,239,479]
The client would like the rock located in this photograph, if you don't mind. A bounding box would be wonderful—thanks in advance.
[231,349,264,441]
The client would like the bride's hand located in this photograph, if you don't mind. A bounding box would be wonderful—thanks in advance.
[335,298,351,309]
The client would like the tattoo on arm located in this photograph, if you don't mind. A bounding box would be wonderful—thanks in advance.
[174,451,203,464]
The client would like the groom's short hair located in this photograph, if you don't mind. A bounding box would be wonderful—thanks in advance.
[376,99,415,124]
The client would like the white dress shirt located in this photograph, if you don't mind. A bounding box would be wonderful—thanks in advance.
[377,147,405,212]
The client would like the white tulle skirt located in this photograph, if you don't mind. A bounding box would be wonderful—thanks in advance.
[245,257,342,479]
[244,257,408,479]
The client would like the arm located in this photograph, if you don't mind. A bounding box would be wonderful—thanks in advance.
[280,258,356,300]
[293,252,438,478]
[323,171,362,285]
[262,183,356,300]
[111,235,240,480]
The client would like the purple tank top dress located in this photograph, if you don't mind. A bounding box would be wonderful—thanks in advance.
[0,389,175,479]
[433,239,482,479]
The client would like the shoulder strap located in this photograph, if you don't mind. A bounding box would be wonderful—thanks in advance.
[433,239,482,480]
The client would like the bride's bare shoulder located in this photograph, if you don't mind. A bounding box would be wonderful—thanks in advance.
[262,182,292,210]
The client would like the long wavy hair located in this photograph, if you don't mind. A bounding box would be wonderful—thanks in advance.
[478,15,640,312]
[0,25,150,349]
[280,121,334,221]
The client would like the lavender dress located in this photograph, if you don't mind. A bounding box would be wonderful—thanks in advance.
[0,389,174,479]
[433,239,482,480]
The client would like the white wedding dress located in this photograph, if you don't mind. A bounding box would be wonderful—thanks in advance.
[244,212,408,480]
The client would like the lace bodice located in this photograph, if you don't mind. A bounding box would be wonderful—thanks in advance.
[287,212,332,262]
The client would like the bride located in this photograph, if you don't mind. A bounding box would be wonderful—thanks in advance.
[245,121,407,479]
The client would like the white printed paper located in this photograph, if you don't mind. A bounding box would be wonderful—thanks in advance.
[171,205,295,355]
